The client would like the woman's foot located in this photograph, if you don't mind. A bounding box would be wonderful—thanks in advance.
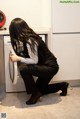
[26,91,42,105]
[60,82,69,96]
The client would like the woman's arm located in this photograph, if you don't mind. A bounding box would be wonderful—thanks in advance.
[20,42,38,64]
[10,41,38,64]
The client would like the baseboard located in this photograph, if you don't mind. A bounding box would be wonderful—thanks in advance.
[50,79,80,87]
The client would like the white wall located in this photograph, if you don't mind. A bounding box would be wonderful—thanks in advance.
[0,0,51,29]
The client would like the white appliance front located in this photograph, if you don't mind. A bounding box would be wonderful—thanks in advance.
[4,34,47,92]
[4,36,26,92]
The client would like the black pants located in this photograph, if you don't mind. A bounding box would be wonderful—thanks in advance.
[18,62,60,94]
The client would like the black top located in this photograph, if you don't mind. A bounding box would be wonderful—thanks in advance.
[38,39,57,67]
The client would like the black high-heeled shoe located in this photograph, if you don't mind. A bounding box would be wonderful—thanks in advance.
[26,91,42,105]
[60,82,69,96]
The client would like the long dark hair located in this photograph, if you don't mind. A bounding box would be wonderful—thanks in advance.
[9,18,41,54]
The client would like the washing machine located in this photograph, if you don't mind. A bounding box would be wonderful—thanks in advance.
[4,35,26,92]
[4,34,47,92]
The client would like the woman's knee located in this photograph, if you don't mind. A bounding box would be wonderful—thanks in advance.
[17,62,28,74]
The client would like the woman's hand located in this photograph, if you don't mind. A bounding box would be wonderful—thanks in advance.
[9,54,21,62]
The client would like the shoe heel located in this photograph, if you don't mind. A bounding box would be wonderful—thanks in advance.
[60,82,69,96]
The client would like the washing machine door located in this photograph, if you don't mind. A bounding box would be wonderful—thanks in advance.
[9,51,18,84]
